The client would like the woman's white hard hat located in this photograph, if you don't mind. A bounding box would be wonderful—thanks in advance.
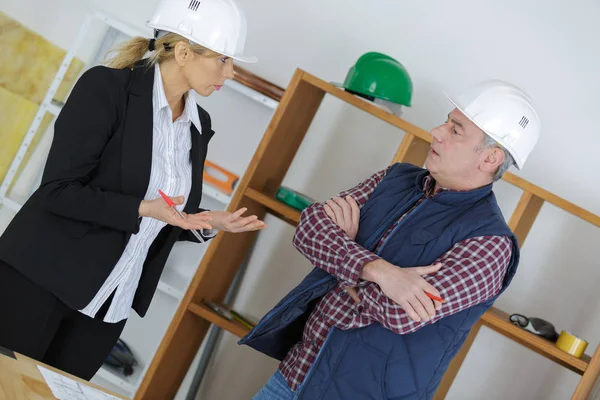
[146,0,257,63]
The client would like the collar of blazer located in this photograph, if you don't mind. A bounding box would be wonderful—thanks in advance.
[120,61,207,215]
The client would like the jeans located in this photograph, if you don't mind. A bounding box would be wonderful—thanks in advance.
[252,371,296,400]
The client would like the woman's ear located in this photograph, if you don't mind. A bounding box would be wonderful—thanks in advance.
[173,42,190,67]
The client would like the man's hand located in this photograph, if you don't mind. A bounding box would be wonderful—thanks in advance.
[324,196,360,240]
[362,259,443,322]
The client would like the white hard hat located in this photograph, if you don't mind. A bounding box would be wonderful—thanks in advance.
[446,80,540,169]
[146,0,257,63]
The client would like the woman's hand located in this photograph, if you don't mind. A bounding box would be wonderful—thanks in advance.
[139,196,213,230]
[207,207,267,233]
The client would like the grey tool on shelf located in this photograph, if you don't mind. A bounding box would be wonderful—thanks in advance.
[509,313,560,342]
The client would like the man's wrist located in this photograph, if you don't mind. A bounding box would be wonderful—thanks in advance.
[361,259,386,283]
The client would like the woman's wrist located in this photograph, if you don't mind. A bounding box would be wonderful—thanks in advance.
[138,200,150,217]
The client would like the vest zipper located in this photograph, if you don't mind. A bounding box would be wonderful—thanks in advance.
[296,327,336,399]
[363,193,424,250]
[377,197,429,255]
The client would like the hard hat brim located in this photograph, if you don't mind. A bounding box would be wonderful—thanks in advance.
[146,23,258,64]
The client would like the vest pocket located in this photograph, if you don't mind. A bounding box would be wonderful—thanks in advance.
[330,332,389,400]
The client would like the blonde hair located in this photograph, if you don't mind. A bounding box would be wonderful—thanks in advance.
[104,32,222,69]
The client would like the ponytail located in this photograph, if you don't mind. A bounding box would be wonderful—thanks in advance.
[104,33,221,70]
[104,37,151,69]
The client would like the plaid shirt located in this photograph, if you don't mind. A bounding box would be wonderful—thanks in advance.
[280,167,512,391]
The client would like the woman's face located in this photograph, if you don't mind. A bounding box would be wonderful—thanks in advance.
[181,49,235,97]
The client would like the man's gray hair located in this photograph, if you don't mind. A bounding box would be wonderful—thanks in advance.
[479,134,515,182]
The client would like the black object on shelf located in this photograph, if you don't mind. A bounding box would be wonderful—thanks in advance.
[104,338,138,377]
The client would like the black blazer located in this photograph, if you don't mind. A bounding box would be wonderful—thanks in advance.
[0,63,215,316]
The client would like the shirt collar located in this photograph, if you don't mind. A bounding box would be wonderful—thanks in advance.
[153,64,202,133]
[423,175,440,197]
[423,175,458,197]
[422,174,475,197]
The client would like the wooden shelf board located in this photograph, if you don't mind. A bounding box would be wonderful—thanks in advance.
[245,188,301,226]
[502,173,600,227]
[301,72,432,144]
[188,303,251,339]
[482,307,590,375]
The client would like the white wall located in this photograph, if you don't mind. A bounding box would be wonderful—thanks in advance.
[2,0,599,399]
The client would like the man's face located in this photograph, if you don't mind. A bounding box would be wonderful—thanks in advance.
[425,108,491,188]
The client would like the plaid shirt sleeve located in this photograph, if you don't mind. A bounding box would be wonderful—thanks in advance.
[359,235,513,334]
[292,167,390,287]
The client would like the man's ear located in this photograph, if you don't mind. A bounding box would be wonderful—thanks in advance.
[482,147,505,173]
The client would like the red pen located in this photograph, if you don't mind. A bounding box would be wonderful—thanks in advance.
[425,292,445,303]
[158,189,204,242]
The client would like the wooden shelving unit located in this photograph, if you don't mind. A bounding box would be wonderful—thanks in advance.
[135,68,600,400]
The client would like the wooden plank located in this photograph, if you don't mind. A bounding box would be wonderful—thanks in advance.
[188,303,251,339]
[503,173,600,228]
[508,192,545,246]
[246,70,325,195]
[392,133,431,166]
[481,307,590,375]
[245,188,301,226]
[433,320,483,399]
[572,345,600,400]
[233,65,285,102]
[134,310,210,399]
[301,72,432,143]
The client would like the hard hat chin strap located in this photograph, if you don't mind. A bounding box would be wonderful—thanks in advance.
[153,29,198,51]
[154,29,168,39]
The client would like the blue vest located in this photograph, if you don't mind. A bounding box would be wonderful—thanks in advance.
[239,163,519,399]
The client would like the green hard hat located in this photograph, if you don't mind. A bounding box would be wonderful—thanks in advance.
[336,52,413,107]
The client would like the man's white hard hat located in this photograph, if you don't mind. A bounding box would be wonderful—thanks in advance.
[446,80,540,169]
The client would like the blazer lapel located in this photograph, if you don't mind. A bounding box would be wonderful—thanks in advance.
[120,65,154,199]
[184,123,203,214]
[184,107,215,214]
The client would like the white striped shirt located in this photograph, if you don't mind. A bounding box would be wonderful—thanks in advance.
[79,63,202,323]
